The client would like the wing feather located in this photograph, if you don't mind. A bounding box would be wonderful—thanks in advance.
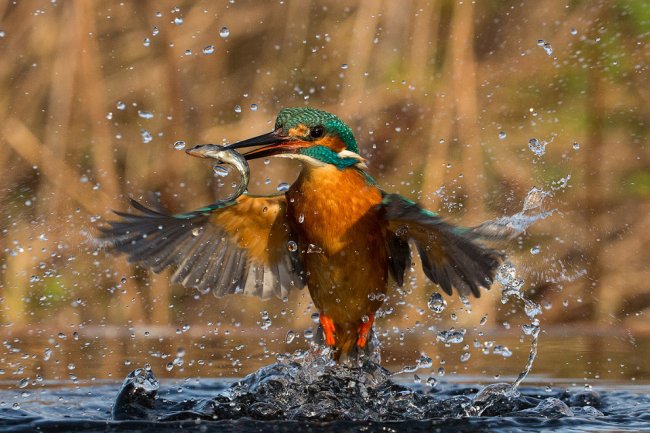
[380,193,502,298]
[97,195,305,300]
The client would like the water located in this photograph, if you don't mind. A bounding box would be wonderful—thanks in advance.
[1,360,649,433]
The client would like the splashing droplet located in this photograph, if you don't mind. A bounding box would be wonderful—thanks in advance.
[140,129,153,144]
[436,328,465,344]
[493,345,513,358]
[213,165,229,177]
[427,292,447,313]
[138,110,154,119]
[528,138,546,156]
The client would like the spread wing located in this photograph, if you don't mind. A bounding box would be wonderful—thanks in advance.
[379,193,502,298]
[96,196,305,300]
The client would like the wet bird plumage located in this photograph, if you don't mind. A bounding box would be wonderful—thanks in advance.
[98,107,502,361]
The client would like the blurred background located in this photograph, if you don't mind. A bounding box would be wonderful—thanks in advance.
[0,1,648,385]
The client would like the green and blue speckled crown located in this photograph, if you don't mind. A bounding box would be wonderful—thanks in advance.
[275,107,358,153]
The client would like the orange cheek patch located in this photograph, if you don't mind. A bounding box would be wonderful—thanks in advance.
[316,135,346,152]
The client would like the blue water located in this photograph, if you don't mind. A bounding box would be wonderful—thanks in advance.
[1,360,649,433]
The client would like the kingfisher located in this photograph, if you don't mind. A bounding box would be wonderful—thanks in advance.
[99,108,502,361]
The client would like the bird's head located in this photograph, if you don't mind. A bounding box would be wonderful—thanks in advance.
[225,107,366,169]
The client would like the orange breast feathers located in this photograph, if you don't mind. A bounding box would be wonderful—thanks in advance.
[288,166,384,254]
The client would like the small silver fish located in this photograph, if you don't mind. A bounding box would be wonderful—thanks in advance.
[185,144,250,201]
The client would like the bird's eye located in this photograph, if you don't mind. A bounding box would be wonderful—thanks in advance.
[309,125,324,139]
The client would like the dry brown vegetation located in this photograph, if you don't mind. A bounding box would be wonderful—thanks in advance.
[0,0,648,340]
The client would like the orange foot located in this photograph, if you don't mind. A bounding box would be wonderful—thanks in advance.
[319,314,336,346]
[356,314,375,348]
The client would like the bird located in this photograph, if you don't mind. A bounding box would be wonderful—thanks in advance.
[98,107,503,361]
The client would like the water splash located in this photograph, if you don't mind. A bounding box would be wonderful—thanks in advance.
[471,186,553,240]
[495,260,542,390]
[110,356,608,423]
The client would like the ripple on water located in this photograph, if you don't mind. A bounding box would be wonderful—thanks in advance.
[1,365,648,433]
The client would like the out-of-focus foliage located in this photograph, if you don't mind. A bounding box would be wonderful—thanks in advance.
[0,0,647,340]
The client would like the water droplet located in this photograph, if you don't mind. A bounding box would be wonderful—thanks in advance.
[310,312,320,323]
[572,142,580,150]
[298,213,305,223]
[542,42,553,56]
[80,175,89,183]
[426,376,437,387]
[143,38,151,47]
[203,45,215,55]
[285,330,295,344]
[287,241,298,252]
[138,110,154,119]
[263,158,270,165]
[191,227,201,237]
[152,26,159,36]
[173,140,186,150]
[493,345,512,357]
[276,182,290,192]
[528,138,546,156]
[67,363,76,371]
[234,105,241,113]
[0,30,5,38]
[250,103,258,111]
[340,63,349,70]
[303,329,313,339]
[116,101,126,110]
[570,28,578,36]
[213,165,229,177]
[498,131,507,140]
[460,352,471,362]
[18,378,29,389]
[361,315,369,323]
[530,246,541,255]
[417,354,433,369]
[436,328,465,344]
[219,27,230,38]
[174,17,184,25]
[141,129,153,144]
[165,362,174,371]
[427,292,447,313]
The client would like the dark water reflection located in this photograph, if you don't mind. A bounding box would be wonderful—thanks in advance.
[0,327,648,432]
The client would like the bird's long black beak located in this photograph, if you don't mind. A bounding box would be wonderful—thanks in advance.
[224,129,299,160]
